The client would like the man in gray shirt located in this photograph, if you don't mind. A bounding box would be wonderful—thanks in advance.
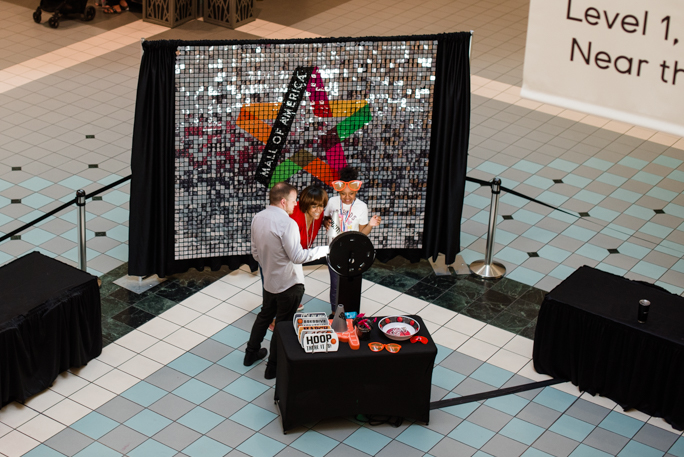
[244,182,328,379]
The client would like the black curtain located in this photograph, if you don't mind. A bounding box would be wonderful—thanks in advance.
[423,32,471,264]
[129,34,470,277]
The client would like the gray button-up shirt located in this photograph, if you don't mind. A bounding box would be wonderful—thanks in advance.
[251,205,328,294]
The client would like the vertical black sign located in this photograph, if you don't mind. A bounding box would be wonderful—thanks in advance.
[254,66,314,187]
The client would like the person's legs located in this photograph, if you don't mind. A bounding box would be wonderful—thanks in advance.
[265,284,304,378]
[245,288,278,365]
[328,264,340,314]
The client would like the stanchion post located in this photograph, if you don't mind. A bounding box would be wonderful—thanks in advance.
[76,189,87,272]
[469,178,506,279]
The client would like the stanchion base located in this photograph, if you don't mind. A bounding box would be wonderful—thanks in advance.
[469,260,506,279]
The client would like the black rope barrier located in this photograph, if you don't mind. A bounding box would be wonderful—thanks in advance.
[0,175,132,244]
[466,176,579,218]
[430,378,566,410]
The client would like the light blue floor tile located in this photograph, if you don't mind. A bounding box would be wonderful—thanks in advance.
[223,376,269,402]
[618,242,651,259]
[61,247,100,264]
[595,263,627,277]
[448,420,496,448]
[0,179,14,192]
[655,280,684,295]
[562,174,592,189]
[470,364,514,388]
[500,193,529,208]
[598,411,644,438]
[513,160,544,174]
[538,245,572,263]
[584,158,613,171]
[20,228,57,245]
[471,210,494,226]
[669,436,684,457]
[574,244,608,262]
[499,418,545,445]
[0,212,12,226]
[466,181,481,192]
[618,441,665,457]
[513,209,545,225]
[101,189,129,206]
[121,381,167,407]
[441,393,481,419]
[73,442,122,457]
[630,260,667,280]
[522,449,554,457]
[168,353,213,377]
[344,427,393,455]
[70,412,119,440]
[646,187,678,202]
[229,404,277,432]
[599,226,630,240]
[212,326,251,348]
[97,174,125,186]
[549,264,576,280]
[22,193,54,209]
[664,203,684,218]
[532,387,576,412]
[638,222,673,238]
[396,424,443,452]
[127,439,176,457]
[59,176,93,191]
[434,344,451,365]
[124,410,173,437]
[484,394,529,416]
[671,259,684,274]
[106,225,129,242]
[101,207,129,223]
[182,436,231,457]
[624,205,654,220]
[618,157,648,170]
[476,161,509,176]
[460,249,483,265]
[236,433,285,457]
[549,159,578,172]
[653,155,683,168]
[589,207,620,223]
[523,175,554,190]
[610,189,641,203]
[19,210,47,224]
[660,240,684,256]
[568,444,614,457]
[217,350,262,375]
[548,415,595,441]
[490,229,517,246]
[573,190,604,205]
[632,171,663,185]
[473,452,496,457]
[105,244,128,262]
[290,430,340,457]
[607,223,635,237]
[23,444,67,457]
[496,247,529,265]
[561,225,596,242]
[178,406,226,434]
[522,227,557,244]
[464,193,491,209]
[461,232,479,247]
[668,169,684,182]
[507,267,545,287]
[432,366,466,391]
[537,191,569,207]
[174,378,220,404]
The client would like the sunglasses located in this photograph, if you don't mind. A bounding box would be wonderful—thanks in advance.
[368,342,401,353]
[332,180,363,192]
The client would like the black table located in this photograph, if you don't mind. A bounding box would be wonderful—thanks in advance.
[274,315,437,432]
[533,266,684,430]
[0,252,102,407]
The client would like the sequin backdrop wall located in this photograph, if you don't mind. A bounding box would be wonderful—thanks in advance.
[175,39,437,260]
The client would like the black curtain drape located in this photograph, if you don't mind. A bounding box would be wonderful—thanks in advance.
[423,32,471,264]
[129,34,470,277]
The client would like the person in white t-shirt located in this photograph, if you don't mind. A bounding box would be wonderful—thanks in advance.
[323,167,381,313]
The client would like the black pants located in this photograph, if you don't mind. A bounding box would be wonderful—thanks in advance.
[246,283,304,368]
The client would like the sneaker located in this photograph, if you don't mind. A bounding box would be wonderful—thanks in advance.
[243,348,267,366]
[297,303,304,311]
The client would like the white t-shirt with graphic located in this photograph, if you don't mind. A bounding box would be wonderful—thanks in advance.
[324,196,369,244]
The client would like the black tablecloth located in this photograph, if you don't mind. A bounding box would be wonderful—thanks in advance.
[274,315,437,432]
[533,266,684,430]
[0,252,102,407]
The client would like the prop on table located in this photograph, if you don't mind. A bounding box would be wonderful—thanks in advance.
[353,313,373,341]
[327,232,376,314]
[638,299,650,323]
[293,312,339,353]
[410,335,429,344]
[331,304,348,333]
[379,316,420,341]
[368,342,402,353]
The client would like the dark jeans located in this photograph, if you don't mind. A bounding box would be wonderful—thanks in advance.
[246,283,305,368]
[328,264,340,313]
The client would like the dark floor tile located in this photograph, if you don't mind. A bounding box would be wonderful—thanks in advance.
[419,273,462,291]
[405,281,444,301]
[582,427,629,455]
[195,364,240,389]
[393,258,434,280]
[190,339,234,363]
[97,396,145,422]
[489,311,532,334]
[98,280,121,297]
[519,319,537,339]
[44,428,93,456]
[490,277,532,299]
[363,267,393,283]
[100,295,130,318]
[439,351,483,377]
[206,418,256,448]
[108,286,150,305]
[99,425,147,455]
[112,305,156,328]
[429,436,477,457]
[134,294,178,316]
[565,399,611,426]
[432,290,471,313]
[153,280,197,302]
[479,288,516,308]
[378,273,420,293]
[481,434,528,457]
[519,287,547,305]
[200,391,249,420]
[461,298,507,322]
[633,423,680,451]
[463,274,501,294]
[154,422,202,451]
[149,394,196,421]
[100,262,129,281]
[468,405,513,432]
[532,430,580,457]
[102,336,112,348]
[101,317,134,342]
[516,402,562,428]
[145,367,192,392]
[505,298,541,320]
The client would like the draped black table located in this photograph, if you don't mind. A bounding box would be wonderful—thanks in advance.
[274,315,437,432]
[0,252,102,408]
[533,266,684,430]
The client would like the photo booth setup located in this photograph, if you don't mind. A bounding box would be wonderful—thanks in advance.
[128,32,471,278]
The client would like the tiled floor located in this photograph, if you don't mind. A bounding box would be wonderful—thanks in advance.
[1,0,684,455]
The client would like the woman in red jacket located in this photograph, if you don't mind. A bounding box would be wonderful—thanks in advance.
[290,186,329,249]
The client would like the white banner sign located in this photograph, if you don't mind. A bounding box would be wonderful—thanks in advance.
[522,0,684,137]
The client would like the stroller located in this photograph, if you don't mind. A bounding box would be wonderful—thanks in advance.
[33,0,96,28]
